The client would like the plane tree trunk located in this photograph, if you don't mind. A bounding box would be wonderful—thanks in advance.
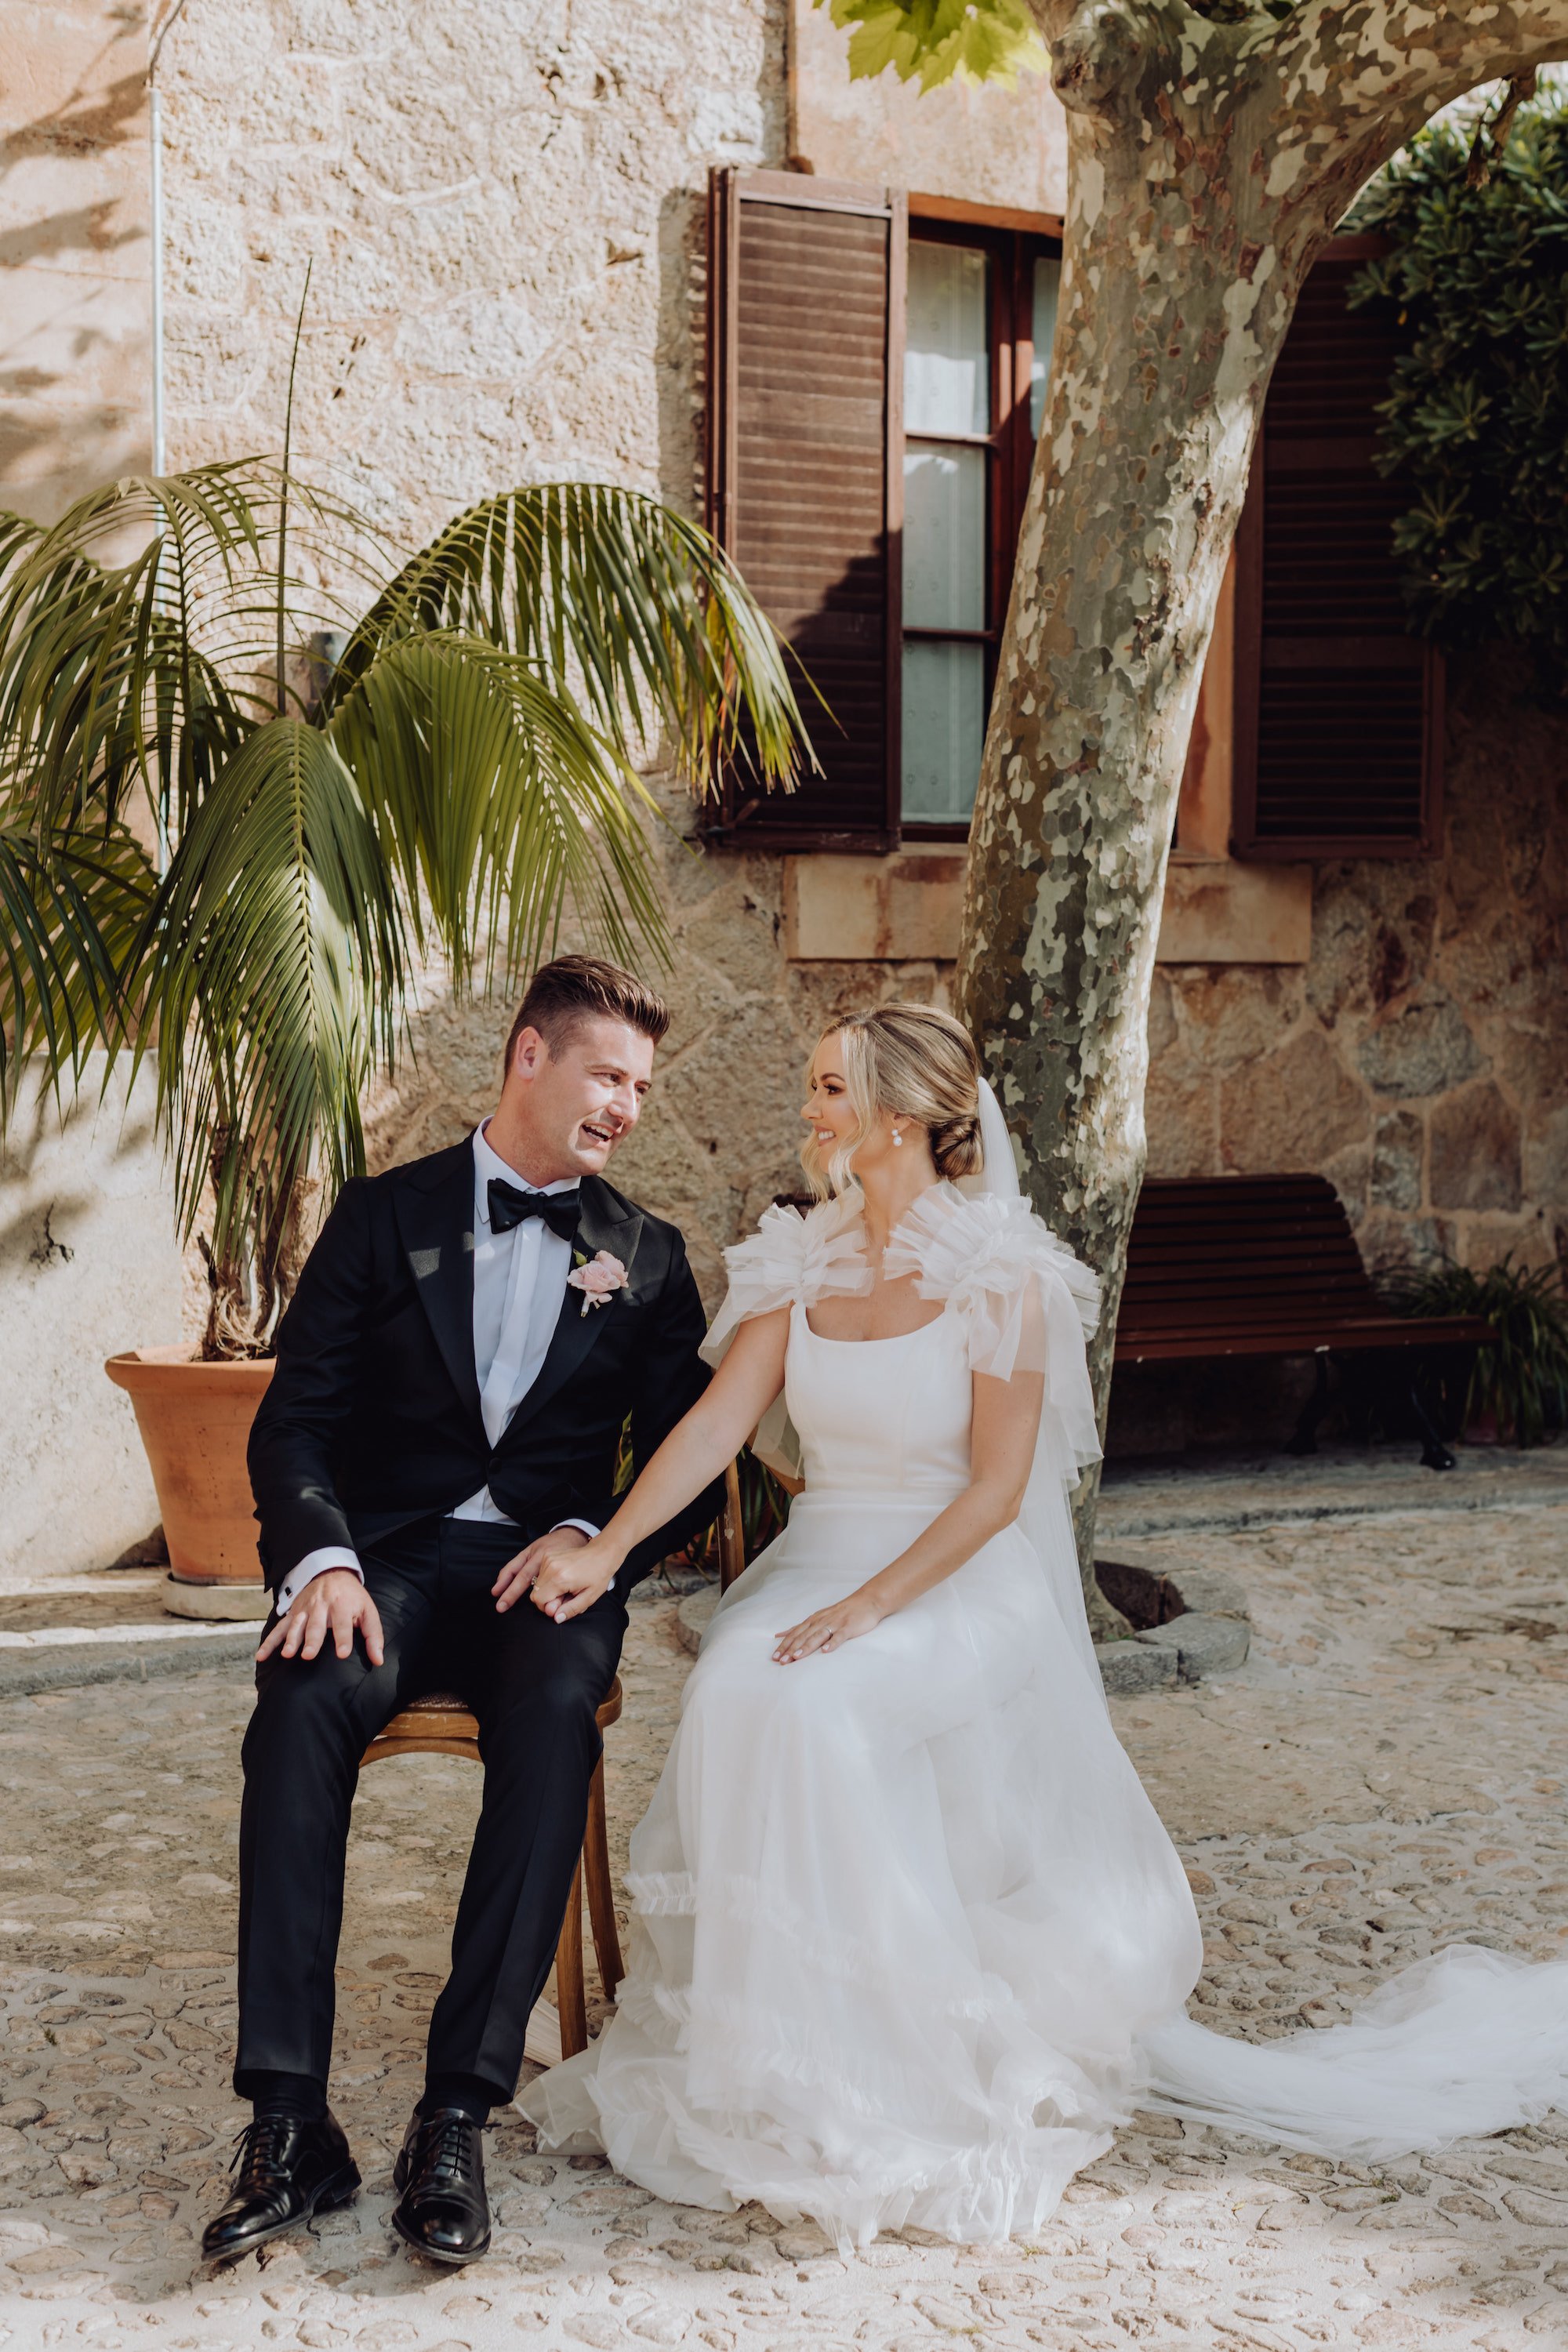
[954,0,1568,1625]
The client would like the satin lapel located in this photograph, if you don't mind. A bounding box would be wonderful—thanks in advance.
[503,1176,644,1441]
[390,1141,483,1428]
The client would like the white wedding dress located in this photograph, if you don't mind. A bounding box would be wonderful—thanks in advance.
[521,1119,1568,2246]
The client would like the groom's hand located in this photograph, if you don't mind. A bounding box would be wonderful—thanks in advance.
[494,1526,615,1623]
[493,1526,590,1617]
[256,1569,386,1666]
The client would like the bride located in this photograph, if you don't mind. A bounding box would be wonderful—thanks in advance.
[506,1004,1568,2247]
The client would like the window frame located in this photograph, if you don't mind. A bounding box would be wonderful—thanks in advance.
[900,200,1063,844]
[702,176,1062,855]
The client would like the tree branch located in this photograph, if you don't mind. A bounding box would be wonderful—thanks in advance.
[1025,0,1094,42]
[1040,0,1242,121]
[1273,1,1568,156]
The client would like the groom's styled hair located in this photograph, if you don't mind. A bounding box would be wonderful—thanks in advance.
[506,956,670,1072]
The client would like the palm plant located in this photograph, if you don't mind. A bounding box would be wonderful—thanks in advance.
[0,462,804,1355]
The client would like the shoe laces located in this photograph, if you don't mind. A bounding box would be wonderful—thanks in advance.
[229,2113,299,2188]
[414,2111,481,2190]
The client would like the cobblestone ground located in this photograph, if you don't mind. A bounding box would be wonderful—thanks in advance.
[2,1494,1566,2350]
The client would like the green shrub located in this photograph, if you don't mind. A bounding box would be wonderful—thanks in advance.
[1383,1255,1568,1446]
[1351,96,1568,684]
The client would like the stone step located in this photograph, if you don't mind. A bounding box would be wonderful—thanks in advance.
[0,1624,256,1701]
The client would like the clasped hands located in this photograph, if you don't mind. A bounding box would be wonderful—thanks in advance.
[256,1527,619,1666]
[494,1525,622,1622]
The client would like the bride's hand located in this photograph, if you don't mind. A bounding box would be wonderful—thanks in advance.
[772,1590,884,1664]
[494,1528,621,1621]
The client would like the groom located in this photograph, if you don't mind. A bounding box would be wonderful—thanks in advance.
[203,956,724,2269]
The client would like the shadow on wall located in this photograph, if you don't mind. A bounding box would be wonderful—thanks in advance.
[0,1062,184,1579]
[0,22,151,520]
[655,183,708,523]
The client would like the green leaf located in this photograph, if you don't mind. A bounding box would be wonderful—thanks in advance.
[0,455,811,1345]
[136,716,408,1287]
[0,814,152,1112]
[1384,1254,1568,1446]
[325,629,672,989]
[815,0,1047,91]
[1349,88,1568,679]
[324,481,809,800]
[0,463,355,847]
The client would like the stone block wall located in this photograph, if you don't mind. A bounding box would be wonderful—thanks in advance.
[153,0,787,536]
[1145,648,1568,1283]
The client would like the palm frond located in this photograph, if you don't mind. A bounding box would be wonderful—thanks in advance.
[137,716,408,1279]
[0,814,153,1110]
[324,481,808,797]
[0,465,371,844]
[0,463,808,1352]
[326,630,671,986]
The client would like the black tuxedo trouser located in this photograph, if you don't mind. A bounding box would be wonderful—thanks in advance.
[234,1515,627,2103]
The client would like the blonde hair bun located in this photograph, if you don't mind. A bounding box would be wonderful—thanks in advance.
[929,1109,983,1181]
[801,1003,984,1196]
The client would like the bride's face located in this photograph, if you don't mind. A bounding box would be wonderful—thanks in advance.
[801,1032,895,1178]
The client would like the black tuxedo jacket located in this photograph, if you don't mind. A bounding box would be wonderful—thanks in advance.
[247,1138,723,1595]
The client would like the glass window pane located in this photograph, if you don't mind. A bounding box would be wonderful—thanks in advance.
[1030,255,1062,445]
[903,441,985,630]
[906,242,989,438]
[902,640,985,823]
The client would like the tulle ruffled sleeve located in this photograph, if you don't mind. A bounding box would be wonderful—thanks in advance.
[884,1185,1102,1487]
[700,1194,869,1368]
[699,1196,869,1481]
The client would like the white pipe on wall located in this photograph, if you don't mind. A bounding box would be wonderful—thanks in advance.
[149,82,166,474]
[147,0,190,479]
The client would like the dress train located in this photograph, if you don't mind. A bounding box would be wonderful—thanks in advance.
[519,1180,1568,2244]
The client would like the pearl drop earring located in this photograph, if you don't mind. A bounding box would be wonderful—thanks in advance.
[891,1127,903,1147]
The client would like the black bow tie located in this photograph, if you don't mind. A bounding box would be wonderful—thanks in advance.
[486,1179,579,1243]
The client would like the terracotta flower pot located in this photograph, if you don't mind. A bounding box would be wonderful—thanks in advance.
[104,1345,274,1584]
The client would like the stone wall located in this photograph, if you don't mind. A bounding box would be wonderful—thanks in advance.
[2,5,171,1575]
[154,0,789,533]
[0,1063,185,1577]
[1145,648,1568,1281]
[1,0,152,520]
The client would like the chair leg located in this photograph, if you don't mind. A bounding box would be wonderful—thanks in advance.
[582,1755,624,1999]
[554,1859,588,2060]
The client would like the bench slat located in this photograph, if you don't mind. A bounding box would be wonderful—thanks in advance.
[1112,1174,1492,1365]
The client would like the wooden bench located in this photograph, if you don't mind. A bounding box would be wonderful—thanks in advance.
[360,1461,749,2062]
[1114,1174,1493,1468]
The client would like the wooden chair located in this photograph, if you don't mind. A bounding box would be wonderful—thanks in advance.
[361,1458,752,2060]
[717,1457,747,1592]
[362,1679,623,2060]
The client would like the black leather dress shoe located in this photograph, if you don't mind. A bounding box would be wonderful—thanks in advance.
[391,2105,491,2265]
[201,2111,360,2265]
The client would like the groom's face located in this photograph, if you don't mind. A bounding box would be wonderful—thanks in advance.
[503,1014,655,1180]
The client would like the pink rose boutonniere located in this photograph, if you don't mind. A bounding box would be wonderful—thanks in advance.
[568,1250,630,1316]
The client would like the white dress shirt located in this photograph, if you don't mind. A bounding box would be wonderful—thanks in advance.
[275,1124,597,1613]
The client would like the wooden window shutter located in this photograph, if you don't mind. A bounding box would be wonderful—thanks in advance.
[705,167,906,851]
[1232,235,1444,859]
